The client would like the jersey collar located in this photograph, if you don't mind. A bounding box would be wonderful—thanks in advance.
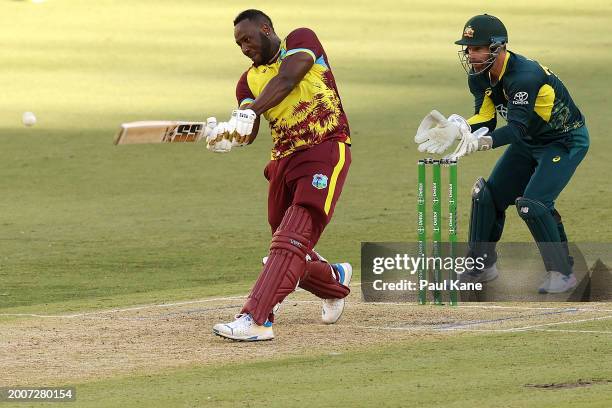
[266,47,281,65]
[489,50,511,86]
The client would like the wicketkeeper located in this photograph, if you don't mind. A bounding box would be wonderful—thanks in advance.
[415,14,589,293]
[208,10,352,341]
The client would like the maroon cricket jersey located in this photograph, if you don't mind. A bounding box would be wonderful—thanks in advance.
[236,28,351,160]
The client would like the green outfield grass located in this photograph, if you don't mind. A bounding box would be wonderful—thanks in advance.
[1,0,611,406]
[1,0,610,311]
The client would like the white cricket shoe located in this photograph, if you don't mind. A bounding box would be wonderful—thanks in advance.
[322,263,352,324]
[459,263,499,283]
[538,271,577,294]
[212,314,274,341]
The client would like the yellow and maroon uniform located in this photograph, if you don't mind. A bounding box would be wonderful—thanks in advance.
[236,28,350,157]
[236,27,351,243]
[238,28,351,324]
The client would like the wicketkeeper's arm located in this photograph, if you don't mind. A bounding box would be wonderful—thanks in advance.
[467,76,497,133]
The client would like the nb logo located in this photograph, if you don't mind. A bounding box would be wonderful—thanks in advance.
[520,207,529,214]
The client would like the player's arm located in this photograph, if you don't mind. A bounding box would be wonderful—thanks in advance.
[232,54,312,143]
[489,74,540,148]
[230,53,313,143]
[232,70,260,144]
[467,77,497,133]
[233,28,321,141]
[248,53,314,116]
[441,79,497,159]
[238,102,261,144]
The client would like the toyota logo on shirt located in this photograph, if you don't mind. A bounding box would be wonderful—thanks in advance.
[512,91,529,105]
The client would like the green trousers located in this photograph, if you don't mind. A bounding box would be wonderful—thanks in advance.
[485,125,589,242]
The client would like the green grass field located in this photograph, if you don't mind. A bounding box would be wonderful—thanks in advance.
[1,0,611,407]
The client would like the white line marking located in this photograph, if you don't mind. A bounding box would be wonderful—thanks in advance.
[493,314,612,332]
[457,304,612,313]
[350,314,612,334]
[318,300,612,313]
[0,295,247,318]
[531,328,612,334]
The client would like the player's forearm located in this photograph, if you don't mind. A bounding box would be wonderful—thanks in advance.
[248,75,297,116]
[247,116,261,143]
[470,117,497,134]
[490,121,527,148]
[238,103,261,143]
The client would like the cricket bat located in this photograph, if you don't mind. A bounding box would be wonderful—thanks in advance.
[113,121,207,145]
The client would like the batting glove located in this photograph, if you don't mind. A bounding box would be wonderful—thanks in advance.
[206,121,234,153]
[233,109,257,137]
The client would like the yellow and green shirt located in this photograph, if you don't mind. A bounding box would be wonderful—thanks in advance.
[236,28,351,160]
[467,51,585,148]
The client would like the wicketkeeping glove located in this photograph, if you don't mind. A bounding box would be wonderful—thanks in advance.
[444,127,491,160]
[414,110,470,154]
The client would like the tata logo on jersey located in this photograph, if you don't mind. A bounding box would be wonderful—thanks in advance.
[512,92,529,105]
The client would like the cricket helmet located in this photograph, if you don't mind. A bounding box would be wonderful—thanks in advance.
[455,14,508,46]
[455,14,508,75]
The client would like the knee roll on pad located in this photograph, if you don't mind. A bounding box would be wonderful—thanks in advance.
[515,198,561,242]
[242,205,313,325]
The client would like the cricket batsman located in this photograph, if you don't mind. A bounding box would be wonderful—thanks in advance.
[415,14,589,293]
[207,10,352,341]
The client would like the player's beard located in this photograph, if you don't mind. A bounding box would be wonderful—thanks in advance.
[259,32,276,65]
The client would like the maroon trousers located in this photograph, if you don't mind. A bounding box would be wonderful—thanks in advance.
[241,140,351,324]
[265,140,351,243]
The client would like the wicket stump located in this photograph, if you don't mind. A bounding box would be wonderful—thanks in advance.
[417,158,458,306]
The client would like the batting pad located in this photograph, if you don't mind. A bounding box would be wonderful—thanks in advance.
[241,205,313,325]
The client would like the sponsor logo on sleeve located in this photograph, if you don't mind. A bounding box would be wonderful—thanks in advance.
[512,91,529,105]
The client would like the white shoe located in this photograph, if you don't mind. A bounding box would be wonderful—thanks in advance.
[322,263,352,324]
[459,263,498,283]
[212,314,274,341]
[538,271,577,294]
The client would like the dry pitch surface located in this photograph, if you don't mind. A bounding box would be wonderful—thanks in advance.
[2,286,611,386]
